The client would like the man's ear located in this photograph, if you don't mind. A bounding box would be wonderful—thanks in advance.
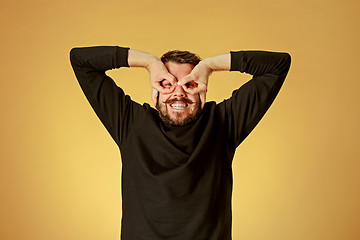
[152,88,158,107]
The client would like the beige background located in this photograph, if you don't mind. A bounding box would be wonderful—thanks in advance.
[1,0,359,239]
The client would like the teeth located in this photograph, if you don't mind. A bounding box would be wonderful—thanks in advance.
[171,104,186,109]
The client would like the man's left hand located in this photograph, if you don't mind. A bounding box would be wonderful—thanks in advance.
[179,61,213,108]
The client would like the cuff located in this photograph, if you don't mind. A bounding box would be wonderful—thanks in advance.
[230,51,246,72]
[116,46,130,68]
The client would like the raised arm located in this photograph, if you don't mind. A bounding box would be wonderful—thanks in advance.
[181,50,291,148]
[70,46,144,147]
[70,46,180,146]
[225,50,291,149]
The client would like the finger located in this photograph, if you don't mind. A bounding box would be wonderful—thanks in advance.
[182,86,199,95]
[153,73,176,93]
[196,82,207,92]
[151,81,164,92]
[162,73,177,93]
[166,73,177,85]
[183,82,207,95]
[177,75,193,86]
[151,81,175,94]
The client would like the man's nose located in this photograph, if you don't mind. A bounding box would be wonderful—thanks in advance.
[173,85,186,97]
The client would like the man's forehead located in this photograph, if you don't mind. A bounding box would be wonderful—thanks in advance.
[164,62,194,80]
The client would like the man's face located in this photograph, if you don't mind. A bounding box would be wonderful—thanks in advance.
[156,61,202,126]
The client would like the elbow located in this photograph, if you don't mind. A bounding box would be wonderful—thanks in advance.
[285,52,291,65]
[284,52,291,68]
[280,52,291,75]
[69,47,81,67]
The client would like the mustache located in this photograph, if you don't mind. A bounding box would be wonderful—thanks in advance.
[164,97,194,104]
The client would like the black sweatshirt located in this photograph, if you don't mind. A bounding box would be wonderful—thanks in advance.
[70,46,291,240]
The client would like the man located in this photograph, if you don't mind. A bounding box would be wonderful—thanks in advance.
[70,46,291,240]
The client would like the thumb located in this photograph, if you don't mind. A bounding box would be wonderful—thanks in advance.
[183,82,207,95]
[166,73,177,85]
[178,74,193,87]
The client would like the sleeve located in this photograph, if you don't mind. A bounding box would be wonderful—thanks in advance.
[223,50,291,149]
[69,46,141,147]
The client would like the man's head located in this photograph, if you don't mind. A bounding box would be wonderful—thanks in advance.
[155,50,203,127]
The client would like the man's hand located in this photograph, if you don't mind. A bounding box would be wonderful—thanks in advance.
[146,60,176,94]
[178,61,213,107]
[128,50,231,108]
[179,53,231,107]
[128,49,176,94]
[179,61,212,95]
[179,54,231,94]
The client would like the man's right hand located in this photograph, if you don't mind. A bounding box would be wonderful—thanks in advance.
[146,60,176,94]
[128,49,176,95]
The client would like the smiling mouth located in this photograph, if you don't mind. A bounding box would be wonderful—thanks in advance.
[170,103,188,109]
[165,97,193,110]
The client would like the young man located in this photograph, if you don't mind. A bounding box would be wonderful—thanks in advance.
[70,46,291,240]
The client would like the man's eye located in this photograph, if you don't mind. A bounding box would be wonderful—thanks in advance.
[185,81,197,88]
[161,81,172,87]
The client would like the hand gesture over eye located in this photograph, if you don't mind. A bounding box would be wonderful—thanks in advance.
[178,61,213,107]
[146,60,176,94]
[178,61,213,95]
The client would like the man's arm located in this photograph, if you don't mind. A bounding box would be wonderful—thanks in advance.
[70,46,133,147]
[226,50,291,149]
[70,46,150,147]
[181,50,291,149]
[70,46,179,146]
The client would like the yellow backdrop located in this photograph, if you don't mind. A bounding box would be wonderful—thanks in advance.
[1,0,359,239]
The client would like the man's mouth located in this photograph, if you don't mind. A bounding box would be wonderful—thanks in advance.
[165,97,193,110]
[170,103,187,109]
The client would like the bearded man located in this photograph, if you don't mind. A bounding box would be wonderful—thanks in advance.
[70,46,291,240]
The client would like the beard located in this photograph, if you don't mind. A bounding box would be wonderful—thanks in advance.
[156,97,202,127]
